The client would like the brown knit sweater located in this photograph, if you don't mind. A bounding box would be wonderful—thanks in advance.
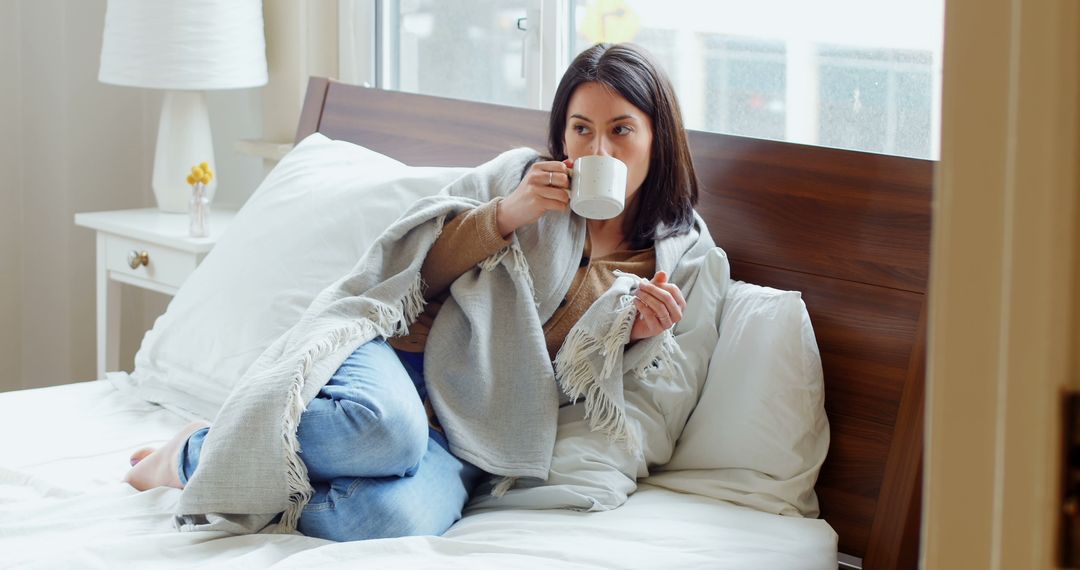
[388,197,656,360]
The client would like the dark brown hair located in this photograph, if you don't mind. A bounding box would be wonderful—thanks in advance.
[548,43,698,248]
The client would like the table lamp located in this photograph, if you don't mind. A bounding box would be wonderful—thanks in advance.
[99,0,268,212]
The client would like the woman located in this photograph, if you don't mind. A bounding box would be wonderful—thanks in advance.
[124,42,704,542]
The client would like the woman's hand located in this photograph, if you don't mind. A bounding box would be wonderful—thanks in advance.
[629,271,687,342]
[496,160,573,237]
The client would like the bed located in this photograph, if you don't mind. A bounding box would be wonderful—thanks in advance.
[0,78,931,569]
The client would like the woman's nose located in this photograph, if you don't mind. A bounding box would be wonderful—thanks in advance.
[591,137,612,157]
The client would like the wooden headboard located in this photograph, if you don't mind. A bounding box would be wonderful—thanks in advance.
[297,77,931,570]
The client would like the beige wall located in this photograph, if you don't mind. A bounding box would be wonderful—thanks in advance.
[13,0,154,390]
[261,0,338,157]
[0,0,265,391]
[0,1,21,390]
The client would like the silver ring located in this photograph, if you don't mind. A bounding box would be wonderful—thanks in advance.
[548,172,553,186]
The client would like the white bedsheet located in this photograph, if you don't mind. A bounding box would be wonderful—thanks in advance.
[0,377,837,569]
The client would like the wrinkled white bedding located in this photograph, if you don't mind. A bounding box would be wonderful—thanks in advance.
[0,377,837,569]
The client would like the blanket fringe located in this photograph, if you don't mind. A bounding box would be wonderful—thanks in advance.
[402,272,427,328]
[479,243,537,307]
[276,280,431,532]
[491,475,518,497]
[275,323,372,532]
[634,330,680,381]
[553,295,682,454]
[478,245,511,271]
[509,245,537,307]
[273,215,449,532]
[276,360,315,533]
[369,304,404,338]
[556,337,637,451]
[598,295,638,380]
[368,272,428,338]
[401,213,445,325]
[553,307,639,451]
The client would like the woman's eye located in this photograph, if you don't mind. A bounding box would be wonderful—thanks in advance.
[614,125,633,135]
[572,124,590,135]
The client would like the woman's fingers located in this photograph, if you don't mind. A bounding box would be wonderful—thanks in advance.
[529,163,572,212]
[499,161,574,235]
[633,298,649,321]
[533,191,569,213]
[532,162,570,186]
[535,184,571,204]
[632,272,690,341]
[633,298,662,330]
[534,170,570,190]
[658,282,686,310]
[649,272,686,310]
[635,292,675,333]
[631,274,691,341]
[638,281,682,325]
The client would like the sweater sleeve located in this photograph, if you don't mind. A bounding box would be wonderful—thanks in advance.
[421,197,511,299]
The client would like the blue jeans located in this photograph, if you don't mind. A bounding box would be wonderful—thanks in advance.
[178,338,486,542]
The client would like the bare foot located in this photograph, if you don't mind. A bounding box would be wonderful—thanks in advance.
[123,421,210,491]
[129,447,154,466]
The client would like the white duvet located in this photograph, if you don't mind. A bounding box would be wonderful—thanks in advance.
[0,377,837,569]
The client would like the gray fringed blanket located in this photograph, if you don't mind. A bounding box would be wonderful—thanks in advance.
[175,147,714,535]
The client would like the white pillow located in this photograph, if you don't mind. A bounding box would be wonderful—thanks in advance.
[117,134,469,420]
[647,281,829,517]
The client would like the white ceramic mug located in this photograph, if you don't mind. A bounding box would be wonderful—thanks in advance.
[569,155,627,220]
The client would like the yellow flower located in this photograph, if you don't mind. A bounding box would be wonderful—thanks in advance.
[186,162,214,186]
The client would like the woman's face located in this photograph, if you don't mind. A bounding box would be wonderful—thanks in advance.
[563,81,654,202]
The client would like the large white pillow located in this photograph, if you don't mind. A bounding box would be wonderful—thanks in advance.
[116,134,469,420]
[647,281,829,517]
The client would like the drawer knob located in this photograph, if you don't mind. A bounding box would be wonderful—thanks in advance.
[127,250,150,269]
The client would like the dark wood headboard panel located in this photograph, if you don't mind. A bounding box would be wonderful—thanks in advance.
[298,77,931,569]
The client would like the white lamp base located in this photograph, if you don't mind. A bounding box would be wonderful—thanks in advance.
[151,91,218,212]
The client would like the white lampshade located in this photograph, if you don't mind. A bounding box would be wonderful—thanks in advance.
[99,0,268,212]
[99,0,268,90]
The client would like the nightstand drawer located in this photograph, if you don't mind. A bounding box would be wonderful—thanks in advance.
[76,207,235,378]
[103,233,198,289]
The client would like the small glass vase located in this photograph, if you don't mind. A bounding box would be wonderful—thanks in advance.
[188,183,210,238]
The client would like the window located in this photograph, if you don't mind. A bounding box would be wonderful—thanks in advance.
[340,0,943,159]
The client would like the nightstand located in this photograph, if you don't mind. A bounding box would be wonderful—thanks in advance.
[74,208,237,379]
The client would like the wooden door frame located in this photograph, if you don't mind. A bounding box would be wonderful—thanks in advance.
[924,0,1079,568]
